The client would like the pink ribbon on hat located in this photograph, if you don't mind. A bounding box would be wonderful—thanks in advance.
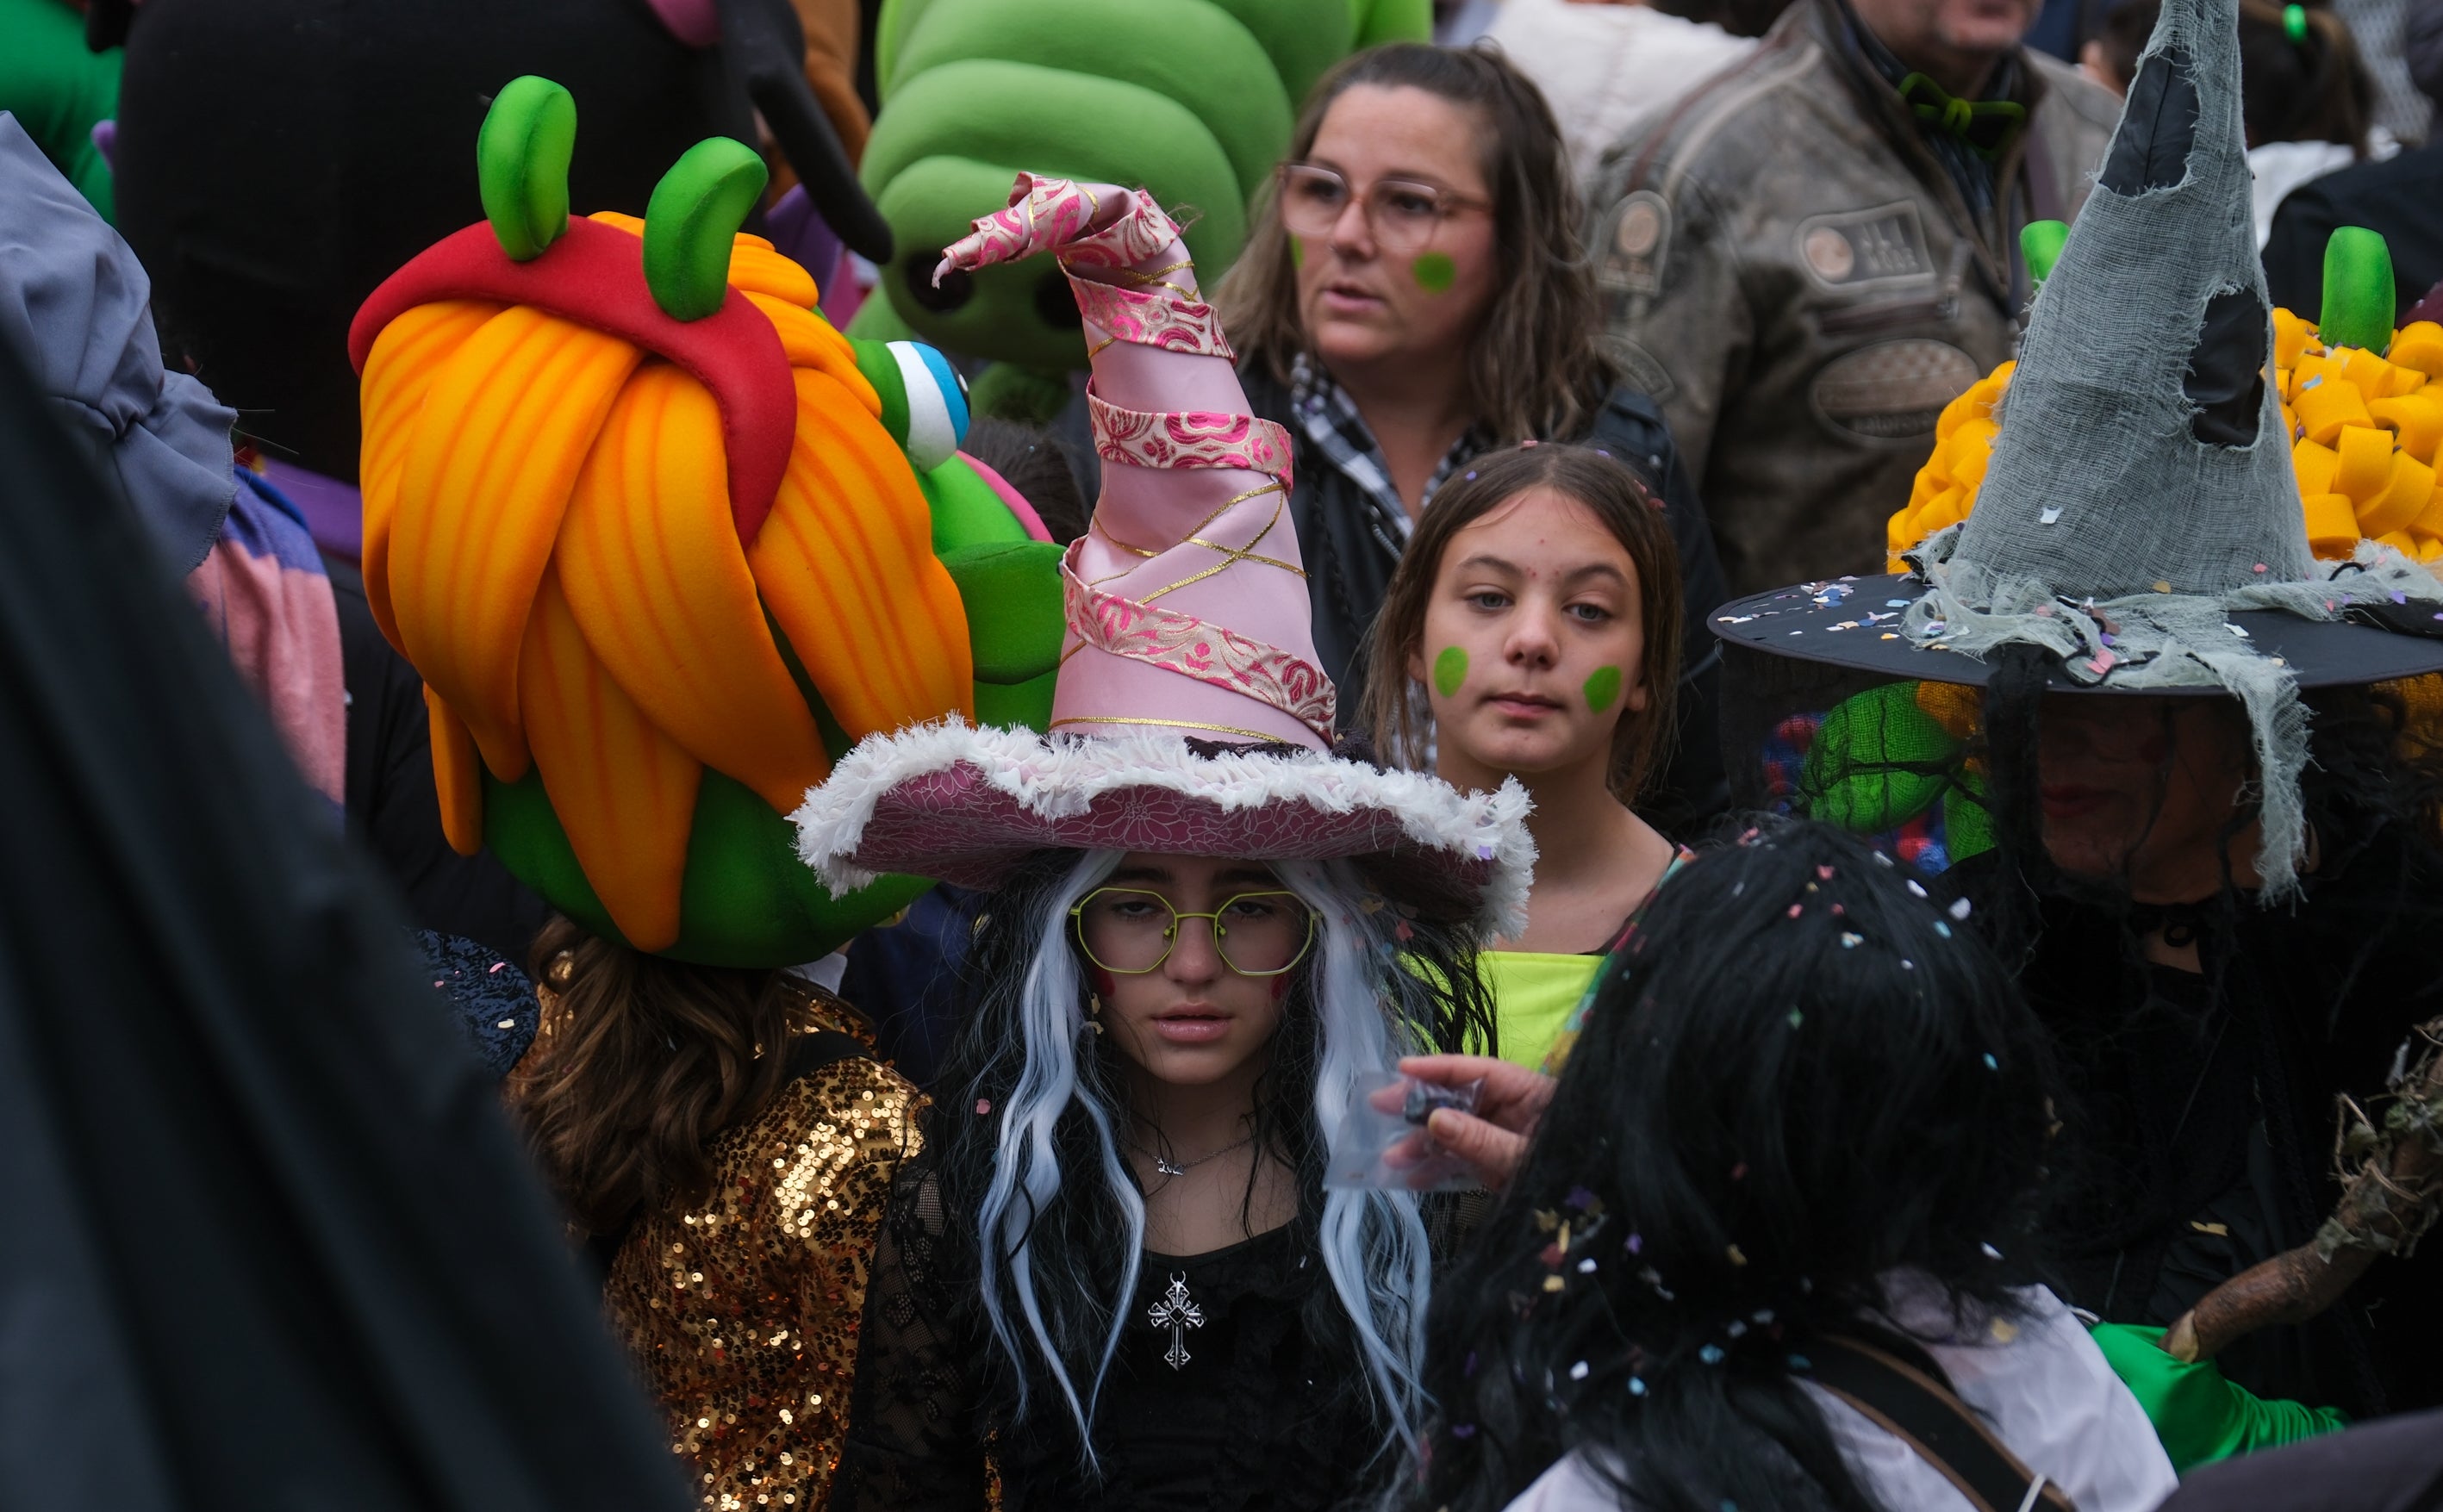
[943,173,1331,751]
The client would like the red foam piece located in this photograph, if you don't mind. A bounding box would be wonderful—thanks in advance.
[350,217,797,543]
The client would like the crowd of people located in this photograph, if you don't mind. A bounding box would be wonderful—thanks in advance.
[6,0,2443,1508]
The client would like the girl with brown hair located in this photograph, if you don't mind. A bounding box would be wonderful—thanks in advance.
[1216,41,1729,835]
[1362,442,1689,1072]
[511,924,917,1503]
[346,80,1036,1509]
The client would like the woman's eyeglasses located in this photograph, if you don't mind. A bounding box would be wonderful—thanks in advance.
[1275,164,1491,255]
[1069,887,1319,978]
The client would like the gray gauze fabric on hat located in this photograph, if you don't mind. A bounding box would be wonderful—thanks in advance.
[0,113,235,575]
[1903,0,2442,893]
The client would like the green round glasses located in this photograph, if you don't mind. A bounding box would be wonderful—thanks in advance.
[1069,887,1318,978]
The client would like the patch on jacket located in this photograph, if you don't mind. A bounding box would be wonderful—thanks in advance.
[1792,202,1936,292]
[1810,339,1980,441]
[1597,190,1672,297]
[1603,334,1677,402]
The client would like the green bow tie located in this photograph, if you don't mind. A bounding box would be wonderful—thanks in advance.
[1896,72,2029,160]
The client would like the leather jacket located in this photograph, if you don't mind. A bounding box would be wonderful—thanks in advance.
[1589,0,2119,595]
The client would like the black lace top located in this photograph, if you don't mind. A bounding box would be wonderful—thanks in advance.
[830,1174,1387,1512]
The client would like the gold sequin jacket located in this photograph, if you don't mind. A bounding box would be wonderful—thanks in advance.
[602,1034,923,1511]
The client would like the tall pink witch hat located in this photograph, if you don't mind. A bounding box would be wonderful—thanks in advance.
[791,173,1531,927]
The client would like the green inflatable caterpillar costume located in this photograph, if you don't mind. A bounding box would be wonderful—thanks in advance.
[849,0,1430,419]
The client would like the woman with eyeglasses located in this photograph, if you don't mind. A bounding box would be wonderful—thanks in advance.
[826,848,1495,1511]
[820,165,1507,1512]
[1217,41,1730,834]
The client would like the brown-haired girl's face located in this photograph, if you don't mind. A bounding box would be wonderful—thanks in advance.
[1293,84,1499,376]
[1408,486,1648,787]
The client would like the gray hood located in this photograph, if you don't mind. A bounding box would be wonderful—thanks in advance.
[0,112,235,573]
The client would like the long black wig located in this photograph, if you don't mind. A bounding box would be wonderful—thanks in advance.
[1406,818,2059,1512]
[910,837,1498,1469]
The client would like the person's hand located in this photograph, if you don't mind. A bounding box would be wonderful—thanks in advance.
[2088,1322,2350,1472]
[1391,1054,1555,1192]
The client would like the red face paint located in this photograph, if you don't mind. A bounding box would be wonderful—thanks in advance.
[1271,974,1293,1001]
[1090,967,1118,997]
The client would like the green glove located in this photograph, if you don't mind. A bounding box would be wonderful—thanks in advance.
[2088,1322,2350,1472]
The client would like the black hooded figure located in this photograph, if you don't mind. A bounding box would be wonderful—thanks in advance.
[0,323,689,1506]
[1704,0,2443,1446]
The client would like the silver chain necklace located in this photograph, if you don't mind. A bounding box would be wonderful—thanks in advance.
[1129,1132,1253,1178]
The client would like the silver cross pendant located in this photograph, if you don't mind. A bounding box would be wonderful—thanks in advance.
[1147,1272,1205,1371]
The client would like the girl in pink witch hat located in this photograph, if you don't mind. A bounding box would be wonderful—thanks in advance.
[805,175,1530,1509]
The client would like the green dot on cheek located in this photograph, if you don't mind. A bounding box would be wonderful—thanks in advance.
[1583,665,1624,714]
[1411,252,1456,293]
[1432,646,1469,699]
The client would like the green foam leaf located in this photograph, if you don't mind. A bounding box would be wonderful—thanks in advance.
[643,137,770,321]
[1800,681,1959,832]
[942,539,1066,681]
[482,765,929,967]
[477,76,576,261]
[2321,226,2396,354]
[2019,219,2068,289]
[975,668,1058,731]
[851,337,913,445]
[918,455,1032,556]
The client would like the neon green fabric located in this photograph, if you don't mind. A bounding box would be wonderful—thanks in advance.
[1537,847,1697,1073]
[2088,1322,2350,1472]
[1484,949,1605,1074]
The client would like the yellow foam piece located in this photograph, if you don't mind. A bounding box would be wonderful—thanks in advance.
[2303,491,2363,557]
[2415,483,2443,537]
[2370,393,2443,463]
[2335,422,2397,499]
[2391,322,2443,377]
[2294,438,2341,496]
[2356,449,2436,538]
[2297,373,2377,445]
[2273,308,2315,371]
[2333,345,2417,400]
